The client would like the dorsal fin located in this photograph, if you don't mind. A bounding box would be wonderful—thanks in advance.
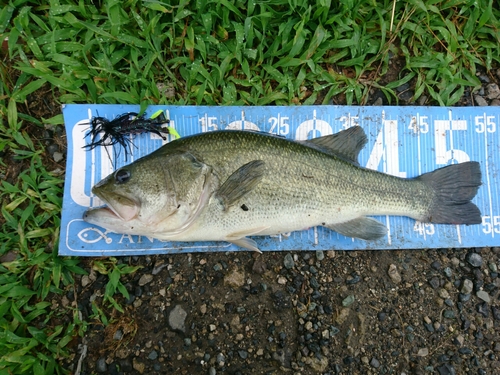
[301,126,367,165]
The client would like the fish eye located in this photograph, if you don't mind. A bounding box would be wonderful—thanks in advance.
[115,169,131,184]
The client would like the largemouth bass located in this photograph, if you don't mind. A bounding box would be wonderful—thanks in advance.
[83,127,482,252]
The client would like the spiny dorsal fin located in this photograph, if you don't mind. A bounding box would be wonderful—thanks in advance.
[301,126,367,165]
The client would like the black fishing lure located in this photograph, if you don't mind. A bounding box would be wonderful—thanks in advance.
[83,111,178,160]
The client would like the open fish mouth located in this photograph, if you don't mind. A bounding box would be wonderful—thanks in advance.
[83,206,120,222]
[93,189,140,222]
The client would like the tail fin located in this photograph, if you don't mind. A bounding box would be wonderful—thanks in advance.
[417,161,482,224]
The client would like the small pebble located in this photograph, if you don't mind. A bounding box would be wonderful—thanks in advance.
[459,293,471,302]
[477,302,489,317]
[346,274,361,285]
[138,274,153,286]
[388,264,401,284]
[370,357,380,368]
[148,350,158,360]
[431,261,441,270]
[378,312,387,322]
[474,95,488,106]
[224,268,245,288]
[476,290,490,303]
[96,357,107,373]
[417,348,429,357]
[489,262,498,273]
[46,143,59,156]
[429,277,440,289]
[443,310,455,319]
[81,275,91,287]
[443,267,452,277]
[438,288,450,299]
[132,358,146,374]
[113,329,123,340]
[342,295,355,307]
[486,83,500,99]
[284,253,294,269]
[461,279,473,294]
[277,276,287,285]
[458,347,472,355]
[216,353,225,366]
[168,305,187,333]
[152,262,168,275]
[492,306,500,320]
[53,152,64,163]
[437,363,456,375]
[252,258,267,274]
[466,253,483,268]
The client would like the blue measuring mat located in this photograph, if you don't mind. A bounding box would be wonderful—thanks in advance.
[59,104,500,256]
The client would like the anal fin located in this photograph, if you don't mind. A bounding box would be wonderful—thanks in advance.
[325,217,387,240]
[229,238,262,253]
[225,226,269,253]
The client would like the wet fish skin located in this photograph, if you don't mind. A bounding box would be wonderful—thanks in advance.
[83,128,482,251]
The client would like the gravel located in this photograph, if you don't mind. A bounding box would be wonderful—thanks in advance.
[168,305,187,333]
[461,278,474,294]
[138,274,153,286]
[466,252,483,268]
[387,263,402,283]
[476,290,491,303]
[73,246,500,374]
[95,356,107,373]
[284,253,294,269]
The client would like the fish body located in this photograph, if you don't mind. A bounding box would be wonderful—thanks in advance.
[83,128,482,251]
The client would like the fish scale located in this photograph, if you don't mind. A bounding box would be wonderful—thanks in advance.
[170,131,427,228]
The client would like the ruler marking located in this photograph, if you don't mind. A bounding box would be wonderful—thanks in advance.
[483,113,494,238]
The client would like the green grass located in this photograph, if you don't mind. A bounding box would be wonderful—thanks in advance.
[0,0,499,373]
[0,154,87,374]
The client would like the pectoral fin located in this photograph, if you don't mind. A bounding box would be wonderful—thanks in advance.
[325,217,387,240]
[216,160,265,210]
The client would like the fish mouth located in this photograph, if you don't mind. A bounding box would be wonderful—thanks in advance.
[83,206,119,221]
[83,205,137,234]
[92,189,140,222]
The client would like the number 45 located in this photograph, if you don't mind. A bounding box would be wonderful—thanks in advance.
[414,221,434,236]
